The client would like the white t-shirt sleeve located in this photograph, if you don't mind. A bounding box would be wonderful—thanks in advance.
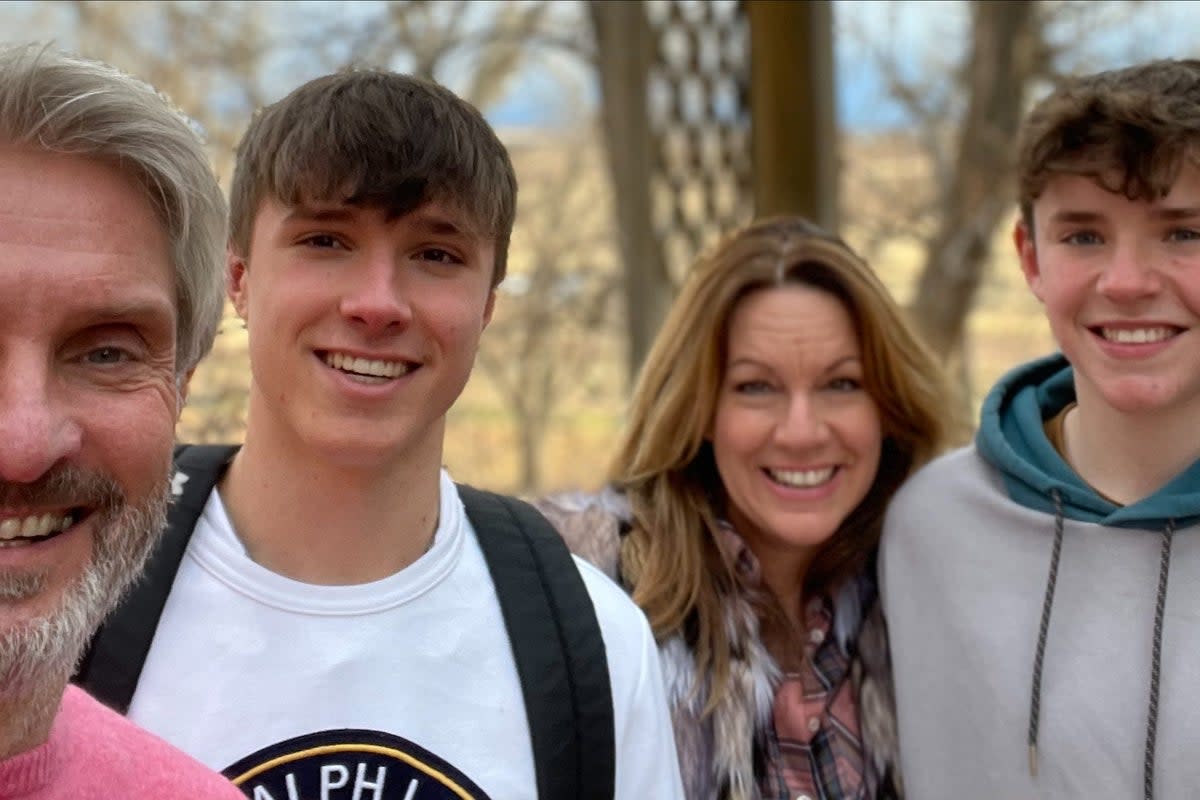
[573,557,686,799]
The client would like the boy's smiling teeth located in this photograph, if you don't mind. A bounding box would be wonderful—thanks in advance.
[0,512,76,545]
[766,467,836,488]
[1098,326,1178,344]
[323,351,412,379]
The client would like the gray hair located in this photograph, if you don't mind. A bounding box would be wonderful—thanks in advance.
[0,44,227,375]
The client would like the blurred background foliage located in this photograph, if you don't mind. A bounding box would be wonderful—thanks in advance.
[7,0,1196,493]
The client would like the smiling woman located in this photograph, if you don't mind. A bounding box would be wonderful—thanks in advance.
[711,284,883,616]
[537,215,956,800]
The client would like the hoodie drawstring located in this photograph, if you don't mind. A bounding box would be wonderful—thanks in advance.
[1027,489,1065,777]
[1026,488,1177,800]
[1143,519,1175,800]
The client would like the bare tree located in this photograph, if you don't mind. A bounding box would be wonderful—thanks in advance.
[474,132,621,492]
[844,0,1164,395]
[69,0,272,170]
[908,1,1042,363]
[316,0,560,110]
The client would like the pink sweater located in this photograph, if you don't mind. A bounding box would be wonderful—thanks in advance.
[0,685,245,799]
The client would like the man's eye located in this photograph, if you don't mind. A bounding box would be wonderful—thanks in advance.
[85,346,129,365]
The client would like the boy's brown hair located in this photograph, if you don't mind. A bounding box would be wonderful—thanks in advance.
[1017,58,1200,226]
[229,69,517,286]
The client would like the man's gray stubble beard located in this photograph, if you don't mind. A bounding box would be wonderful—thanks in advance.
[0,464,171,701]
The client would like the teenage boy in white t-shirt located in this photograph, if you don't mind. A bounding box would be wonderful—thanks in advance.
[78,69,685,800]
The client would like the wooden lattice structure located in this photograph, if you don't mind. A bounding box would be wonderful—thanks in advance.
[645,0,753,281]
[591,0,834,377]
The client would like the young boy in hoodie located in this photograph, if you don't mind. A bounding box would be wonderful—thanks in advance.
[880,59,1200,798]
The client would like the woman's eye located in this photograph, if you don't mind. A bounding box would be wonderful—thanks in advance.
[734,380,773,395]
[828,377,861,392]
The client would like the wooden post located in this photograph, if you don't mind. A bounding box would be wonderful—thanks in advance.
[747,0,838,231]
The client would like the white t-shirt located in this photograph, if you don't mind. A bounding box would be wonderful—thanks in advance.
[127,470,683,800]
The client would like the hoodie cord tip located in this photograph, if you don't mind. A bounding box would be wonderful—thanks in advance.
[1028,745,1038,778]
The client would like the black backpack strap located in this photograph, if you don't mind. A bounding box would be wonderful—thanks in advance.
[75,443,240,712]
[457,484,616,800]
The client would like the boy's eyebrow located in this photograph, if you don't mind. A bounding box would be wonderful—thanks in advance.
[283,205,356,223]
[1153,205,1200,220]
[281,205,481,238]
[1048,207,1200,225]
[404,209,473,238]
[1047,210,1105,225]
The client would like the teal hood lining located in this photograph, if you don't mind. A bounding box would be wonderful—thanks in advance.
[975,353,1200,528]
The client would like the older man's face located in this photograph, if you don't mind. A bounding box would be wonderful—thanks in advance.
[0,147,178,688]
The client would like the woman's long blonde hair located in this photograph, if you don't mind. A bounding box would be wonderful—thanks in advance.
[609,216,954,709]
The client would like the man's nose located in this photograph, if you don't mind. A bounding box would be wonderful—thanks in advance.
[0,356,83,484]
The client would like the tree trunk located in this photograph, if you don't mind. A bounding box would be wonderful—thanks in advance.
[516,409,542,494]
[512,363,553,494]
[909,0,1040,362]
[588,0,674,386]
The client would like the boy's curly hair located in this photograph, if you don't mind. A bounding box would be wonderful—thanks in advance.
[1017,59,1200,224]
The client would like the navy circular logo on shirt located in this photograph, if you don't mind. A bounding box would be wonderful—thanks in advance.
[223,729,493,800]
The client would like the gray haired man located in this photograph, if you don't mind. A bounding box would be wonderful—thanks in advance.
[0,44,243,797]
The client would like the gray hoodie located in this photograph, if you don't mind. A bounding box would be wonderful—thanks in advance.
[880,353,1200,800]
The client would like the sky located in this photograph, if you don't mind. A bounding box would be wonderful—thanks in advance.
[834,0,1200,130]
[4,0,1199,133]
[490,0,1200,132]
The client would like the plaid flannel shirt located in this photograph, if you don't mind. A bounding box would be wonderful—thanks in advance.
[758,595,865,800]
